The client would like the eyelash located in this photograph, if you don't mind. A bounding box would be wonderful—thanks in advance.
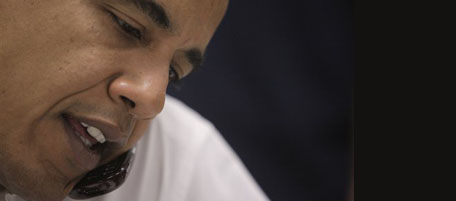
[108,11,180,83]
[108,11,143,40]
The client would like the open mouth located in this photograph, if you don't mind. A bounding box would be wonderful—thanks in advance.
[63,114,106,153]
[60,112,127,170]
[61,113,107,170]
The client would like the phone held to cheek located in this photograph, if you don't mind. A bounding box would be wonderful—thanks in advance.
[68,147,136,199]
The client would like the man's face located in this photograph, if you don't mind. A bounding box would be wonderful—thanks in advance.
[0,0,227,200]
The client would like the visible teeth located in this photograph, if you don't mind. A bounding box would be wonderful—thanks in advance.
[86,126,106,144]
[80,122,89,127]
[77,131,93,147]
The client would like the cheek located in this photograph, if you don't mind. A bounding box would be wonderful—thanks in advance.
[129,120,152,145]
[0,46,120,125]
[0,3,126,119]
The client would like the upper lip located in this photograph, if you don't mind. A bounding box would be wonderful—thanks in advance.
[65,113,129,149]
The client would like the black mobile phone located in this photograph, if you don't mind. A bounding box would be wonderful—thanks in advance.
[68,148,136,199]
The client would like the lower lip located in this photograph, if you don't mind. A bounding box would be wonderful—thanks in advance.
[62,115,101,171]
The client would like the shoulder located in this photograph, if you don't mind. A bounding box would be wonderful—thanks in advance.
[148,96,270,201]
[157,95,214,129]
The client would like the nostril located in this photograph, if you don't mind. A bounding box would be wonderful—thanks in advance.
[120,96,136,108]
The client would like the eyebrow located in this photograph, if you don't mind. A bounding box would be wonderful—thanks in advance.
[124,0,171,30]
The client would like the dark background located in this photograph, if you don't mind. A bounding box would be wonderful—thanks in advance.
[168,0,353,200]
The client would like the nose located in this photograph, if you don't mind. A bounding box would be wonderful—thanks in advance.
[108,71,167,119]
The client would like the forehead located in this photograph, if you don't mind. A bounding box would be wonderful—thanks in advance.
[160,0,228,26]
[160,0,228,46]
[109,0,228,48]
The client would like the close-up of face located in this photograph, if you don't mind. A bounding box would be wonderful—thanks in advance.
[0,0,228,200]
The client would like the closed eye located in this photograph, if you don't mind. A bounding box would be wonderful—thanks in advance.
[108,11,143,40]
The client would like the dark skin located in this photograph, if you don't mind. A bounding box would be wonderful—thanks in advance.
[0,0,228,200]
